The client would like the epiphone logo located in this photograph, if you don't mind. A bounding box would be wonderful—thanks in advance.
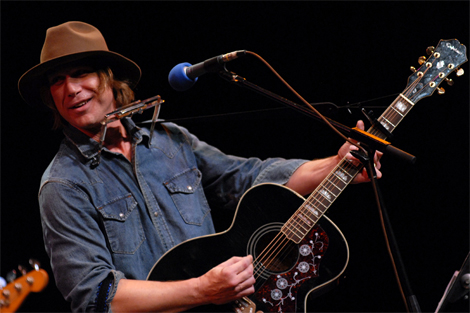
[446,42,463,55]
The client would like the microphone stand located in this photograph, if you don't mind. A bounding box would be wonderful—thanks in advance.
[218,69,421,312]
[357,148,421,313]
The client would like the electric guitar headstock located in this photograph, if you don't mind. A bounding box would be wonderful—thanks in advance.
[0,260,49,313]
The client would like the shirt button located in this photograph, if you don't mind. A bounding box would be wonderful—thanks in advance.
[154,212,158,217]
[187,186,192,191]
[119,213,125,218]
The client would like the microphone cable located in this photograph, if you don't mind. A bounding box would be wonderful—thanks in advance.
[241,50,415,312]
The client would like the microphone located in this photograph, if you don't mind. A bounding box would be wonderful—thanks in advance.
[168,50,246,91]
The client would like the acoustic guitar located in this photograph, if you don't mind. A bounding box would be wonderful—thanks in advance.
[148,39,467,312]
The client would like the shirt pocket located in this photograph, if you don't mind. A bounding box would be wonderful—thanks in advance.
[164,168,210,226]
[97,194,145,254]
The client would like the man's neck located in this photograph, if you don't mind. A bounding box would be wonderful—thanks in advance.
[103,121,132,162]
[81,120,133,162]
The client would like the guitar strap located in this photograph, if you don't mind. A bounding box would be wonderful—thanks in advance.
[95,274,113,312]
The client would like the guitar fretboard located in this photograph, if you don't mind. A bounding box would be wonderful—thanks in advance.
[281,158,361,243]
[281,93,416,243]
[371,94,415,137]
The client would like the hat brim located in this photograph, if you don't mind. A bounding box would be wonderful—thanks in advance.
[18,50,141,106]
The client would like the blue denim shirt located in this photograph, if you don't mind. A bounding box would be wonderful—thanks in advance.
[38,118,306,312]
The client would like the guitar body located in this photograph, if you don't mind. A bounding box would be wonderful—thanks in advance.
[148,183,349,312]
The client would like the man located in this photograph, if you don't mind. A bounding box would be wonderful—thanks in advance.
[18,21,381,312]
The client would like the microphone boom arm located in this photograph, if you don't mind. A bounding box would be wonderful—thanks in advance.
[218,70,415,163]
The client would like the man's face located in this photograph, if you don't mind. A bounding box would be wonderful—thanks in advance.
[48,65,115,136]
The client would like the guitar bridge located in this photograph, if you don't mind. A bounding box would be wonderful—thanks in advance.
[233,296,259,313]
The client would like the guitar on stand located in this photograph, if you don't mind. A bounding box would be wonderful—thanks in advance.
[147,39,467,312]
[0,260,49,313]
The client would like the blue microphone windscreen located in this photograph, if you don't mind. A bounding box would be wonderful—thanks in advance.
[168,62,198,91]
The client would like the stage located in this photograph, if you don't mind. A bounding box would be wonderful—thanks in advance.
[1,1,468,312]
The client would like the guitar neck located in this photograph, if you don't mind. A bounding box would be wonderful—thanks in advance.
[281,158,360,243]
[369,93,415,138]
[281,93,416,243]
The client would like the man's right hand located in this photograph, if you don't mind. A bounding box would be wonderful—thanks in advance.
[197,255,256,305]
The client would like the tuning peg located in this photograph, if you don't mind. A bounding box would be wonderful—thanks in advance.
[445,77,454,86]
[426,46,435,55]
[437,87,445,95]
[5,270,17,283]
[418,56,426,65]
[17,265,27,276]
[410,66,417,73]
[456,68,464,76]
[29,259,41,270]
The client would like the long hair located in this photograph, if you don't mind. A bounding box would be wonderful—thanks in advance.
[40,67,135,130]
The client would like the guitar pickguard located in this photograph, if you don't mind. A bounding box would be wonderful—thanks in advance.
[253,225,329,313]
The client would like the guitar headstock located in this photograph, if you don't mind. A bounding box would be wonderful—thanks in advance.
[0,261,49,313]
[406,39,467,103]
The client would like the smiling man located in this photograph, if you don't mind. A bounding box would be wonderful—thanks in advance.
[46,64,133,160]
[18,21,381,312]
[47,66,114,134]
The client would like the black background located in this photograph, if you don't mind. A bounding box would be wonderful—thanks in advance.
[1,1,469,312]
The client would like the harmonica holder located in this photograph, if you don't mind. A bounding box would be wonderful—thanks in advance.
[92,95,164,167]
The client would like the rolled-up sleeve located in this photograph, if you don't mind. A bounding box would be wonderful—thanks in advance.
[39,179,125,312]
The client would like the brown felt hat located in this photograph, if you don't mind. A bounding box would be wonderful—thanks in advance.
[18,21,141,106]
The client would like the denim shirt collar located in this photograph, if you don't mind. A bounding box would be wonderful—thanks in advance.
[62,118,148,161]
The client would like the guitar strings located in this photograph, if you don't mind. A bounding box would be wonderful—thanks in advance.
[252,159,359,281]
[252,230,292,278]
[251,92,419,281]
[253,158,358,275]
[252,101,384,279]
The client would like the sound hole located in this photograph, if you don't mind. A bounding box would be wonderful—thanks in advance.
[254,230,299,275]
